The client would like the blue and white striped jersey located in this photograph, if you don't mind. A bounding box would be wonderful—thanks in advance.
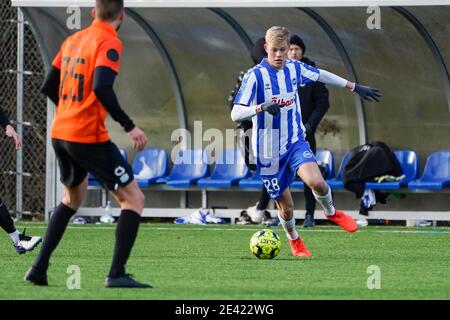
[234,58,320,162]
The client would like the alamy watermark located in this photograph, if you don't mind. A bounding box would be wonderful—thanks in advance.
[65,5,381,33]
[367,265,381,289]
[367,6,381,30]
[66,265,81,290]
[61,6,376,177]
[66,5,81,30]
[170,121,280,175]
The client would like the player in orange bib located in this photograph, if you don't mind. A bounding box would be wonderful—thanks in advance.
[25,0,151,288]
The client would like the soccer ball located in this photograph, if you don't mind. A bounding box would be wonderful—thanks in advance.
[250,229,281,259]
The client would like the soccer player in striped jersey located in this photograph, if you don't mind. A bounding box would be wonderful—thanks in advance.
[231,26,381,257]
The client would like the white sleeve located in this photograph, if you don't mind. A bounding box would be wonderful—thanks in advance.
[233,71,257,106]
[231,104,257,122]
[297,61,320,85]
[318,69,348,88]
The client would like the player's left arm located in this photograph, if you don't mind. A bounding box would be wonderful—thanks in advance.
[0,106,21,150]
[0,106,9,129]
[93,39,135,132]
[318,69,381,102]
[94,39,147,150]
[297,61,381,102]
[93,66,135,132]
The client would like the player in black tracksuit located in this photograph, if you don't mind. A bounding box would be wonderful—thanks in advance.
[288,35,330,227]
[0,106,42,253]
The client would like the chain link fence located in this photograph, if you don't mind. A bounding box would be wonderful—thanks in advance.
[0,2,46,219]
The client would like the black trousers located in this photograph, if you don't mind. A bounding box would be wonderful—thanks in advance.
[303,132,317,216]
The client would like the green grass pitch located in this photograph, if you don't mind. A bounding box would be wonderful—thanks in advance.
[1,223,449,300]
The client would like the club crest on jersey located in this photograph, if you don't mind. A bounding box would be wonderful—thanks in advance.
[271,97,295,107]
[292,78,297,86]
[303,151,313,159]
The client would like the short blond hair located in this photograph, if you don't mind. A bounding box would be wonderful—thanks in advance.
[265,26,290,45]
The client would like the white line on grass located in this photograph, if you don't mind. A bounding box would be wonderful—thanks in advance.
[17,225,450,234]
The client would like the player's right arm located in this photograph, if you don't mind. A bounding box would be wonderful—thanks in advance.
[231,70,280,122]
[41,48,62,106]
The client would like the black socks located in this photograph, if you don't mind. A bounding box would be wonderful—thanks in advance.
[33,203,141,278]
[108,210,141,278]
[33,203,76,271]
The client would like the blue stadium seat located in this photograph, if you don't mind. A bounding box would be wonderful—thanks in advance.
[157,149,208,188]
[197,149,249,188]
[408,151,450,190]
[365,150,419,190]
[132,148,169,187]
[290,149,335,189]
[325,151,351,190]
[239,170,263,189]
[318,149,335,179]
[87,175,102,187]
[88,148,128,187]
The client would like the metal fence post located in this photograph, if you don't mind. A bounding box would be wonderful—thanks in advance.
[16,7,24,219]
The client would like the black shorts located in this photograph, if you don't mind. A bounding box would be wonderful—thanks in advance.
[52,139,134,190]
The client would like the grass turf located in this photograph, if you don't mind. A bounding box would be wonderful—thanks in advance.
[0,223,449,300]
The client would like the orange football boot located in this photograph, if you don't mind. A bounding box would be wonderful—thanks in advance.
[288,237,311,257]
[326,210,358,232]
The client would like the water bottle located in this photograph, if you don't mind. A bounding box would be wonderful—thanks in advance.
[100,200,115,224]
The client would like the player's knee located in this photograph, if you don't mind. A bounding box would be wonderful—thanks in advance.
[124,189,145,213]
[279,203,294,217]
[308,179,328,194]
[135,189,145,212]
[62,194,82,210]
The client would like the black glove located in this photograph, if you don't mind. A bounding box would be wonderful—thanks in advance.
[353,84,382,102]
[261,102,281,116]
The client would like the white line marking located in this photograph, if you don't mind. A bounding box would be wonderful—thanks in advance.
[15,224,450,234]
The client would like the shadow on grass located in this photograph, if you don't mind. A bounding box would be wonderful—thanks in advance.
[240,256,315,261]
